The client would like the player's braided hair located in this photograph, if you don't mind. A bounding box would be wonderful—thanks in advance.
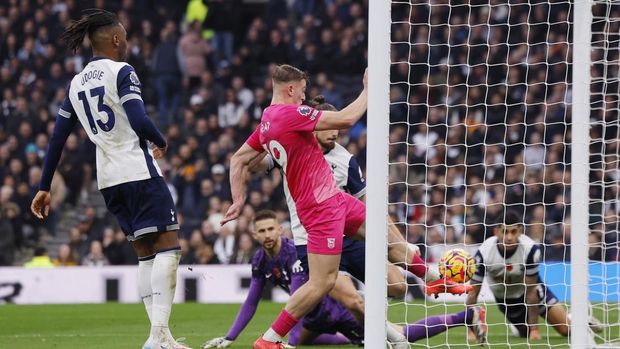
[61,9,119,53]
[307,95,337,111]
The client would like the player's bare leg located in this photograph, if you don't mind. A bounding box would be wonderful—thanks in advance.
[546,304,570,337]
[387,264,408,298]
[285,253,340,316]
[385,224,439,281]
[255,253,340,348]
[134,231,189,349]
[328,267,410,346]
[328,274,364,323]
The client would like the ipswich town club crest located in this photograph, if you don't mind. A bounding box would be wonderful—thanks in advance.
[327,238,336,249]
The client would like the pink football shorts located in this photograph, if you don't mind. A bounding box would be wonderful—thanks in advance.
[302,192,366,255]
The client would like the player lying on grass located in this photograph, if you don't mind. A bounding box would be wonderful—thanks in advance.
[466,210,602,342]
[202,210,364,348]
[30,9,189,349]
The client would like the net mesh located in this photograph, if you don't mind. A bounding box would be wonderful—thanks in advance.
[589,1,620,347]
[386,0,616,347]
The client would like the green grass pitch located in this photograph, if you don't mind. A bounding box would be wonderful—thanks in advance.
[0,301,614,348]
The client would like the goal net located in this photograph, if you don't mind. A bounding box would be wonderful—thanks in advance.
[588,1,620,347]
[365,0,620,348]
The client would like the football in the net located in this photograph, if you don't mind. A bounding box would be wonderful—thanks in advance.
[438,248,476,283]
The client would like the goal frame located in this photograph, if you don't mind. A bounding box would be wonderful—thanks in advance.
[365,0,390,347]
[571,0,592,347]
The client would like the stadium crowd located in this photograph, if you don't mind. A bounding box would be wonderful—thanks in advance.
[0,0,618,267]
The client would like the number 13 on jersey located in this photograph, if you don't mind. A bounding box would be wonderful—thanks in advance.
[77,86,115,134]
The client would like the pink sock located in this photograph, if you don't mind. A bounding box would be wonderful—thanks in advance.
[408,254,428,278]
[271,309,299,337]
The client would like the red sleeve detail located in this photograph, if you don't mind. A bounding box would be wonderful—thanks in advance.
[284,104,323,132]
[245,127,263,152]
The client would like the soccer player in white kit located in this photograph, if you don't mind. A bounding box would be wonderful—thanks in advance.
[30,10,191,349]
[466,210,602,342]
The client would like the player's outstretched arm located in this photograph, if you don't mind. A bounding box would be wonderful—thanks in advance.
[466,282,482,307]
[222,143,264,225]
[315,68,368,131]
[32,110,78,219]
[202,277,266,348]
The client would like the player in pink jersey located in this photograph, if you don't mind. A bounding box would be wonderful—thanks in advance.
[222,65,468,349]
[221,65,369,349]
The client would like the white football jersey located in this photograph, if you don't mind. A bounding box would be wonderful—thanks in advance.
[471,234,542,300]
[62,58,161,189]
[285,143,366,245]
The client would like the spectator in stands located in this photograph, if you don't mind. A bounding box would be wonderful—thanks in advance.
[103,228,137,265]
[231,76,253,109]
[152,25,182,127]
[24,246,54,268]
[179,237,194,264]
[203,0,238,66]
[179,20,212,91]
[200,219,218,246]
[218,89,245,128]
[0,205,15,265]
[1,188,24,248]
[196,244,220,265]
[1,0,612,265]
[214,225,235,264]
[58,134,87,206]
[210,164,231,201]
[53,243,77,266]
[81,240,109,267]
[262,29,288,65]
[545,229,570,262]
[14,181,39,240]
[231,232,255,264]
[79,206,105,242]
[68,226,89,262]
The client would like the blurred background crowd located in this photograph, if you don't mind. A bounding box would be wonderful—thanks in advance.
[0,0,618,267]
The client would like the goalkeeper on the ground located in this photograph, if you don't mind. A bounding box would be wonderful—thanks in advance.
[202,210,364,348]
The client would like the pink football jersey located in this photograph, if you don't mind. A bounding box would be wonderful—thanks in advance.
[246,104,340,211]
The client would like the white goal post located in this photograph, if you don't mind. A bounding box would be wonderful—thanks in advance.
[570,0,591,347]
[365,0,390,347]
